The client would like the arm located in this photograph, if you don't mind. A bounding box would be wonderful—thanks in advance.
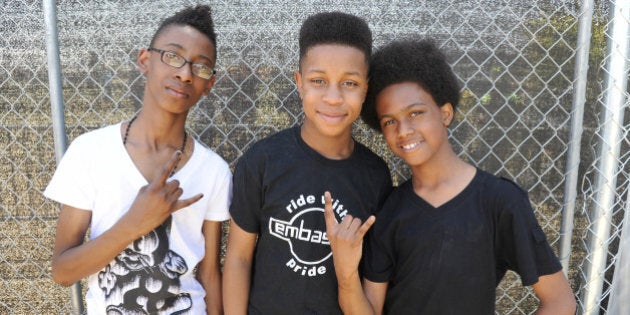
[223,220,257,315]
[197,220,224,315]
[364,279,388,315]
[323,191,385,315]
[532,271,576,315]
[51,204,139,286]
[51,151,203,286]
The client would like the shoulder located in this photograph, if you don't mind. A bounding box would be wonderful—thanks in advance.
[72,124,119,144]
[375,180,413,217]
[65,124,121,157]
[353,140,390,172]
[193,140,230,172]
[478,169,529,201]
[238,127,296,163]
[475,169,534,220]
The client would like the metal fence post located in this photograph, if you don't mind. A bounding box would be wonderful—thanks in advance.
[43,0,84,314]
[559,0,594,274]
[608,185,630,315]
[580,1,630,314]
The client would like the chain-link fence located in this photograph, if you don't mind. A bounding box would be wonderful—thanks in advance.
[1,0,628,314]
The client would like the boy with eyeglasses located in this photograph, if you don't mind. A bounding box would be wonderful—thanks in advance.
[44,5,231,314]
[222,11,392,314]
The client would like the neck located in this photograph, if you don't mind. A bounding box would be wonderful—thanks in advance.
[126,110,187,152]
[300,124,354,160]
[410,149,469,189]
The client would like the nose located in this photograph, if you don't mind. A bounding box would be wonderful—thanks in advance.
[175,61,193,83]
[397,118,413,138]
[322,85,343,106]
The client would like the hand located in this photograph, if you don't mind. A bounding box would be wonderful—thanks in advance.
[122,151,203,237]
[323,191,375,279]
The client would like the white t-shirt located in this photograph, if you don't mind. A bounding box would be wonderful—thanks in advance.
[44,123,231,314]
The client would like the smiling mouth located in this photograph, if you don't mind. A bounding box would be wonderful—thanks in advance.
[401,142,420,150]
[167,87,188,98]
[319,112,347,121]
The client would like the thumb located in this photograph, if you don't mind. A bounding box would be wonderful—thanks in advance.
[356,215,376,239]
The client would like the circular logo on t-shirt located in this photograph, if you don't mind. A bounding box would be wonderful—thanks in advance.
[269,207,331,265]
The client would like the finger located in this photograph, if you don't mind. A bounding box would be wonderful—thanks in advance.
[164,179,181,191]
[338,214,356,230]
[348,216,364,232]
[355,215,375,239]
[173,193,204,211]
[155,150,182,185]
[323,191,338,230]
[167,187,184,204]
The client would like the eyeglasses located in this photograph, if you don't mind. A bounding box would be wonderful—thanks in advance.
[148,47,216,80]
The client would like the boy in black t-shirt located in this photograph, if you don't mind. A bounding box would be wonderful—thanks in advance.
[324,38,576,314]
[222,12,392,314]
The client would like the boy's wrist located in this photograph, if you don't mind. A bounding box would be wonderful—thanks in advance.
[336,269,362,290]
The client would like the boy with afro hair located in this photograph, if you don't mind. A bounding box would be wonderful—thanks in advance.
[223,11,392,314]
[324,38,576,314]
[46,5,230,315]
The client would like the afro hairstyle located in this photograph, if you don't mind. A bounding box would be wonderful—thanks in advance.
[361,38,461,131]
[298,11,372,67]
[150,5,217,59]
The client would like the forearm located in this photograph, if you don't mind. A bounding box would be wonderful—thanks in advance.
[222,258,251,315]
[534,301,576,315]
[199,220,224,315]
[199,267,223,315]
[532,271,576,315]
[337,272,376,315]
[534,292,576,315]
[52,223,139,286]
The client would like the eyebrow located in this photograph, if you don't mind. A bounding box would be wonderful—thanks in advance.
[379,103,428,119]
[164,43,214,64]
[305,69,365,77]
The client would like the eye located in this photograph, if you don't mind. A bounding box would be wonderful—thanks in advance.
[410,110,424,117]
[341,81,358,88]
[163,51,182,62]
[381,119,396,127]
[310,78,325,86]
[192,63,214,79]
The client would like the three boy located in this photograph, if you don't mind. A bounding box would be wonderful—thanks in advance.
[47,7,576,315]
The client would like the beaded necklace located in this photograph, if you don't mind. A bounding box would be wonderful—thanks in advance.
[123,114,187,177]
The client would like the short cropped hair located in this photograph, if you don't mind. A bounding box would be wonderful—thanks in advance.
[150,5,217,59]
[362,38,461,131]
[298,11,372,67]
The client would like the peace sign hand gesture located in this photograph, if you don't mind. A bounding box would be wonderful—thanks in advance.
[323,191,375,279]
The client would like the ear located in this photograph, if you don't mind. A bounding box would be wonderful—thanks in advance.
[294,70,303,99]
[203,75,217,96]
[441,103,454,127]
[137,48,151,74]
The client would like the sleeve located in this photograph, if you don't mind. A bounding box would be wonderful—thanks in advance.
[493,178,562,286]
[204,165,232,222]
[228,147,263,233]
[43,135,95,211]
[376,167,393,213]
[363,198,397,283]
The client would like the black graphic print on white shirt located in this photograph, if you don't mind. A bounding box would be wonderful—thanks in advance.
[97,216,192,314]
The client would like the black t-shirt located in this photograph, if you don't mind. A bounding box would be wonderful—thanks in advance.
[230,126,392,315]
[364,169,562,314]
